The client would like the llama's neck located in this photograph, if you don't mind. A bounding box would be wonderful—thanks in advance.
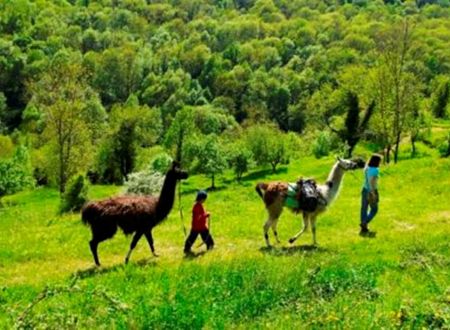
[321,162,346,205]
[155,174,177,224]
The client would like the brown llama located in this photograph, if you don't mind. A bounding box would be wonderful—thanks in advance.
[256,157,365,247]
[82,161,188,266]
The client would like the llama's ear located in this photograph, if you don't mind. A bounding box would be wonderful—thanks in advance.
[172,160,180,169]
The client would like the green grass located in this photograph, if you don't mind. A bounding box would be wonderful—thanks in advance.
[1,154,449,328]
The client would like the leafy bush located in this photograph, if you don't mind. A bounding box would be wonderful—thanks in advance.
[0,135,14,159]
[245,124,289,173]
[313,131,331,159]
[187,134,228,189]
[227,142,254,181]
[60,175,89,213]
[124,169,164,196]
[0,146,34,197]
[437,133,450,157]
[151,152,173,174]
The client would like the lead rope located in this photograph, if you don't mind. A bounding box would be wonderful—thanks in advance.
[178,180,187,237]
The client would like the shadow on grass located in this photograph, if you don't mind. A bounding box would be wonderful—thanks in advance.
[241,167,288,182]
[73,258,157,279]
[180,185,229,196]
[259,244,328,256]
[183,251,208,260]
[0,199,18,209]
[359,231,377,238]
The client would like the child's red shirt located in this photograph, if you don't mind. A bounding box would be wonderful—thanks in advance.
[192,202,209,231]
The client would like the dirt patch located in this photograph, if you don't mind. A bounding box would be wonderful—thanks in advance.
[430,211,450,223]
[394,221,416,231]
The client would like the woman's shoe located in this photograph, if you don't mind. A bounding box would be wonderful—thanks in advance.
[360,224,369,235]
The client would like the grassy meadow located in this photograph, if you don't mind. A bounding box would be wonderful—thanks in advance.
[1,144,450,329]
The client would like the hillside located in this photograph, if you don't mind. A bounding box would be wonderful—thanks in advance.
[1,153,449,328]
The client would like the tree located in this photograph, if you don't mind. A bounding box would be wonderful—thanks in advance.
[60,174,89,213]
[431,78,449,118]
[227,141,254,181]
[192,105,238,135]
[28,54,94,193]
[268,86,291,131]
[190,134,228,189]
[0,135,14,158]
[325,91,375,157]
[181,44,211,79]
[164,107,196,166]
[372,19,421,163]
[112,120,137,180]
[94,45,145,105]
[110,95,163,148]
[245,124,289,173]
[408,105,430,157]
[0,93,6,133]
[0,145,34,198]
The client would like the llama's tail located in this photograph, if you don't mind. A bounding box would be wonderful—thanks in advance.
[81,202,98,227]
[81,201,119,240]
[255,183,268,200]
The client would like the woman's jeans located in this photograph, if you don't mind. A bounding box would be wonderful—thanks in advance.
[360,188,378,225]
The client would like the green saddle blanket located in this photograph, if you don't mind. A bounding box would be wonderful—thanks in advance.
[284,183,299,209]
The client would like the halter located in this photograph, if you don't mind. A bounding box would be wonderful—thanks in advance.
[337,162,348,170]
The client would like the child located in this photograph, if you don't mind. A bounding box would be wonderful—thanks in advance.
[184,190,214,254]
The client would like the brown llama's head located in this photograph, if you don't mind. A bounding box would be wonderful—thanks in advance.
[168,161,189,180]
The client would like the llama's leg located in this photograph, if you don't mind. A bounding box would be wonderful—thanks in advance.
[263,218,273,247]
[289,213,309,244]
[271,219,281,244]
[89,239,100,266]
[311,215,318,245]
[263,203,283,247]
[144,231,158,257]
[125,232,144,264]
[88,221,118,266]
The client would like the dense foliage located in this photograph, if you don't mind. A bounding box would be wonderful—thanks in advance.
[59,174,89,212]
[0,0,449,194]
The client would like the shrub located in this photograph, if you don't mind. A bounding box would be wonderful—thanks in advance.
[60,175,89,213]
[313,131,331,159]
[0,146,34,197]
[227,142,254,181]
[438,133,450,157]
[245,124,289,173]
[151,152,173,174]
[124,169,164,196]
[0,135,14,159]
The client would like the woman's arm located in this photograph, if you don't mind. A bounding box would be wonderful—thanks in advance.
[369,176,378,192]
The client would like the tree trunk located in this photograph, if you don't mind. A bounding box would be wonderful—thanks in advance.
[411,135,416,158]
[59,144,66,194]
[271,162,277,173]
[211,174,215,189]
[446,134,450,158]
[394,132,401,163]
[347,143,355,158]
[385,145,391,164]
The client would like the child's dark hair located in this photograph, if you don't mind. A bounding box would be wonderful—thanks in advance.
[368,154,382,167]
[196,190,207,202]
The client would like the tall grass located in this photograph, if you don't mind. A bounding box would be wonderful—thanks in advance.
[0,153,449,328]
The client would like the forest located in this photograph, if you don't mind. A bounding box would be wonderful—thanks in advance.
[0,0,449,200]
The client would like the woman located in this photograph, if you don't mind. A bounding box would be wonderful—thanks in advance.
[360,154,382,234]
